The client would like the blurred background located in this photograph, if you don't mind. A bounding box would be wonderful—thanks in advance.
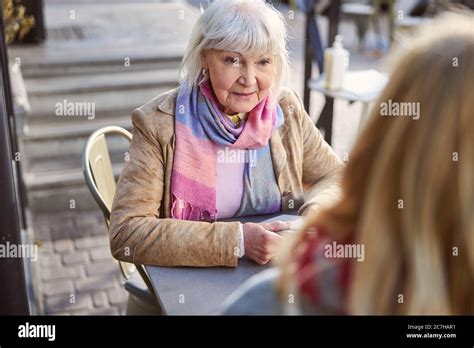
[1,0,472,315]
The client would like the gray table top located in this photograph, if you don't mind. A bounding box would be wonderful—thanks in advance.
[145,212,300,315]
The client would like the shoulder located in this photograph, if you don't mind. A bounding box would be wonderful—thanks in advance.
[278,87,309,135]
[277,87,306,125]
[277,87,303,107]
[131,87,179,145]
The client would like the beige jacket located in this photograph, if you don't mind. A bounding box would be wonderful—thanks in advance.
[109,87,342,267]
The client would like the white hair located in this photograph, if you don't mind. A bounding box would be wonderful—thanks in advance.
[179,0,290,99]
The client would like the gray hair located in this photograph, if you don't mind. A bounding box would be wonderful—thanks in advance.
[179,0,290,99]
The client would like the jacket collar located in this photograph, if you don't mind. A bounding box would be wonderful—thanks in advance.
[156,87,179,116]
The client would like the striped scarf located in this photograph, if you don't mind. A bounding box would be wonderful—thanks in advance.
[171,80,283,222]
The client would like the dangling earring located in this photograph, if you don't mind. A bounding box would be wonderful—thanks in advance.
[198,68,208,85]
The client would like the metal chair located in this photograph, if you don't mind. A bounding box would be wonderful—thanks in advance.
[82,126,161,315]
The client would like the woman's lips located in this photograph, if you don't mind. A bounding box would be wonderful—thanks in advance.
[231,91,256,100]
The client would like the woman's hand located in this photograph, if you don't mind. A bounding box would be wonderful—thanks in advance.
[242,221,291,265]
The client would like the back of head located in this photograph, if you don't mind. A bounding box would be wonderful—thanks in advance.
[282,11,474,315]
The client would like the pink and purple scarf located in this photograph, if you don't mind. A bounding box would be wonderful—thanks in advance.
[171,80,284,222]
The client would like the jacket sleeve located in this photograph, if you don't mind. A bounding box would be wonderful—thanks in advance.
[109,108,240,267]
[290,90,343,215]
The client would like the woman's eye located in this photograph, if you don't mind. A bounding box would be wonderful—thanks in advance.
[259,59,271,67]
[225,57,240,66]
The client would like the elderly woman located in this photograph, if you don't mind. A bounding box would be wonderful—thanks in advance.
[109,0,342,267]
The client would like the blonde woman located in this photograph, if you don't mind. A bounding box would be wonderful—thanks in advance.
[222,12,473,315]
[109,0,342,267]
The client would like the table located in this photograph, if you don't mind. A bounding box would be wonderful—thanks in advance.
[145,212,300,315]
[301,0,394,144]
[309,69,388,132]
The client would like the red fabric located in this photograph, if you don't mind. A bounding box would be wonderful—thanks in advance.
[295,227,354,314]
[295,231,322,304]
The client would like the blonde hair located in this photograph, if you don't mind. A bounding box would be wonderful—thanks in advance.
[179,0,289,98]
[279,12,474,315]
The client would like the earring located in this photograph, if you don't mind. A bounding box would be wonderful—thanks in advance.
[198,68,208,85]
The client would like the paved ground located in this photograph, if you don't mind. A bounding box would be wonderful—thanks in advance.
[33,210,128,315]
[18,0,400,315]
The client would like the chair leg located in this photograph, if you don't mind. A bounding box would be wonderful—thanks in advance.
[126,294,162,315]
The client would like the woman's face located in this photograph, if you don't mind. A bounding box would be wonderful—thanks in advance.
[201,49,274,114]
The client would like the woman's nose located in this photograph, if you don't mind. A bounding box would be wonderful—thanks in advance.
[238,67,257,86]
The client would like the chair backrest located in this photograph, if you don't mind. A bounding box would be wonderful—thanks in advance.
[82,126,130,219]
[82,127,159,301]
[82,126,135,277]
